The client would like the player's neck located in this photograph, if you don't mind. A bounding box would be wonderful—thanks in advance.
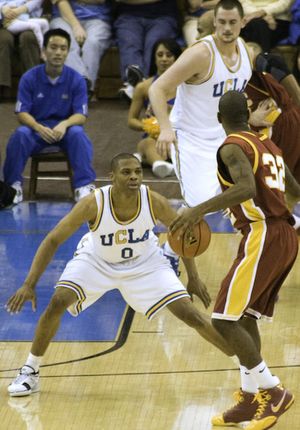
[214,36,238,58]
[225,125,251,135]
[111,187,139,206]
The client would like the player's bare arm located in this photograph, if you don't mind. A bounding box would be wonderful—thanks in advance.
[6,194,98,314]
[149,43,211,159]
[285,164,300,209]
[170,144,256,234]
[150,190,211,306]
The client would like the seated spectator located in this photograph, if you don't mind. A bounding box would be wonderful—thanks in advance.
[183,0,217,46]
[279,0,300,46]
[50,0,112,100]
[114,0,179,100]
[2,28,96,203]
[0,153,16,208]
[240,0,293,52]
[128,38,181,178]
[2,0,49,52]
[0,0,42,99]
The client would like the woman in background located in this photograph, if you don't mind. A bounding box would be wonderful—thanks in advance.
[128,38,182,178]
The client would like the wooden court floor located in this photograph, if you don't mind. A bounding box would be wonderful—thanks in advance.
[1,232,300,430]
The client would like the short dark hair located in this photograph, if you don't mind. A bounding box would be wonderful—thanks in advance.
[43,28,71,49]
[218,90,248,125]
[214,0,244,18]
[149,38,182,76]
[111,153,141,172]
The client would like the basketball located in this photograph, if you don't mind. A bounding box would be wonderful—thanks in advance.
[167,219,211,258]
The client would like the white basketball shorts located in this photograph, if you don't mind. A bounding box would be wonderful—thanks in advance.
[55,244,190,320]
[171,130,223,207]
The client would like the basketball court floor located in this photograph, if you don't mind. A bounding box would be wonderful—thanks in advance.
[0,200,300,430]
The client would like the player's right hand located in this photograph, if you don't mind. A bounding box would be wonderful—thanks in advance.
[5,286,37,314]
[156,129,176,160]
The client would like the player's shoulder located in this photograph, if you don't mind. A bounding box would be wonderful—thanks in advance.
[186,39,212,59]
[148,188,167,207]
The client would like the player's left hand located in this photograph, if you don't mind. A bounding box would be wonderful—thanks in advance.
[169,207,203,236]
[187,276,211,308]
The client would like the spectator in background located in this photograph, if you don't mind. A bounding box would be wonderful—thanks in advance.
[115,0,179,101]
[3,0,49,52]
[279,0,300,46]
[183,0,217,46]
[128,38,181,178]
[2,28,96,204]
[0,0,42,99]
[280,0,300,86]
[240,0,293,52]
[50,0,112,100]
[0,153,16,208]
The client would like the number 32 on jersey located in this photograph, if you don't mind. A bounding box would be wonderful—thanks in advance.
[262,153,285,192]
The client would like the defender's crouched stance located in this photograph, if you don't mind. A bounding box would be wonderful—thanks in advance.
[6,153,232,397]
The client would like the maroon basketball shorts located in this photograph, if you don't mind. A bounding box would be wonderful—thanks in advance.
[212,219,298,321]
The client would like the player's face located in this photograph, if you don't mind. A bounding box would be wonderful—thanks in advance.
[113,159,143,192]
[155,44,176,75]
[43,36,69,67]
[214,7,244,44]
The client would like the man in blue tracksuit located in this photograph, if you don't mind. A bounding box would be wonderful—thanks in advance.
[3,28,96,204]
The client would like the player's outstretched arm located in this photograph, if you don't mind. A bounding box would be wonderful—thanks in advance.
[149,43,211,159]
[170,144,256,235]
[5,194,98,314]
[183,258,211,308]
[150,190,211,307]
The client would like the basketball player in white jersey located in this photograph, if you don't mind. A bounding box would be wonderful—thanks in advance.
[6,153,232,397]
[149,0,252,207]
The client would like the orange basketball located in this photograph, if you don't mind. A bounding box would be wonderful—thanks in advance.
[167,219,211,258]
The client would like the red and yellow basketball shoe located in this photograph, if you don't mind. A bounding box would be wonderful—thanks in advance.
[244,384,294,430]
[212,389,258,427]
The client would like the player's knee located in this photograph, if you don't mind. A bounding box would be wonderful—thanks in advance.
[212,318,234,336]
[180,306,206,329]
[46,290,74,316]
[65,125,84,137]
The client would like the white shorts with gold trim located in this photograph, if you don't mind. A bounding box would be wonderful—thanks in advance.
[55,245,189,320]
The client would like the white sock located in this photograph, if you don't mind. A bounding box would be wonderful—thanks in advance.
[240,365,258,393]
[163,241,178,257]
[24,352,42,373]
[293,214,300,229]
[249,360,280,389]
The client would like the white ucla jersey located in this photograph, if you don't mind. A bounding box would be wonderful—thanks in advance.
[170,35,252,143]
[82,185,157,264]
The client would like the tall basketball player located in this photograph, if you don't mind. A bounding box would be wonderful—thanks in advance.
[149,0,252,264]
[150,0,252,206]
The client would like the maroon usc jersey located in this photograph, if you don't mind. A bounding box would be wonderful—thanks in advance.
[217,130,293,231]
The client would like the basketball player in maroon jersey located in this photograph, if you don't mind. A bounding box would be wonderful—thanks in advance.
[170,90,300,430]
